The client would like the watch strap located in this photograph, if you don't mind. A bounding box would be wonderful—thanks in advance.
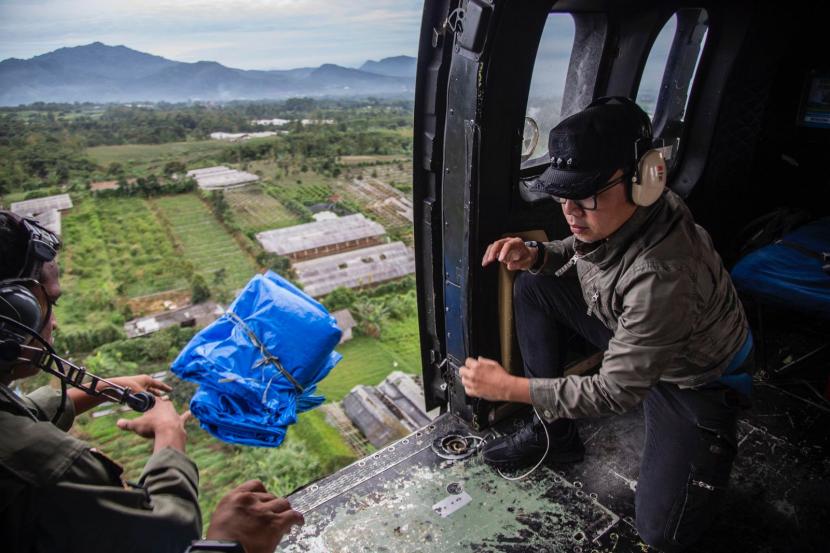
[186,540,246,553]
[525,240,546,272]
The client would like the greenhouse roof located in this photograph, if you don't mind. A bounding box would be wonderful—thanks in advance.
[10,193,73,216]
[256,214,386,256]
[293,241,415,297]
[187,166,259,189]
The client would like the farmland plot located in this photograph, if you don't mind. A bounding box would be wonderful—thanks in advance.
[224,185,301,233]
[153,194,258,289]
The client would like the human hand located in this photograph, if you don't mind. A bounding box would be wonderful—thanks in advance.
[207,480,304,553]
[117,397,190,452]
[460,356,516,401]
[481,237,539,271]
[108,374,172,397]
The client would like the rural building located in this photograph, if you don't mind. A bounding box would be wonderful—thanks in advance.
[124,301,224,338]
[332,309,356,343]
[251,118,290,126]
[342,372,433,448]
[11,193,73,215]
[312,211,338,222]
[255,213,386,261]
[342,386,410,448]
[292,241,415,297]
[209,131,280,142]
[10,193,74,235]
[186,166,259,190]
[376,371,432,430]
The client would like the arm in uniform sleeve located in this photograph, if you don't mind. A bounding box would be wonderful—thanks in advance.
[529,267,697,420]
[20,385,75,430]
[39,445,202,553]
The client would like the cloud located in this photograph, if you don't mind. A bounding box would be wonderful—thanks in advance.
[0,0,424,68]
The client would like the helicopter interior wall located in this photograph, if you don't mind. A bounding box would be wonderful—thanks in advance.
[684,1,829,263]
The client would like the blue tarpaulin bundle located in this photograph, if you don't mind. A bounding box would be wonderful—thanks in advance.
[171,271,342,447]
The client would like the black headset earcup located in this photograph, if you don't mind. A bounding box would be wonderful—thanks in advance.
[0,340,21,361]
[0,284,44,341]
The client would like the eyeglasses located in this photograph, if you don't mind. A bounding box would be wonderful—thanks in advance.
[551,174,627,211]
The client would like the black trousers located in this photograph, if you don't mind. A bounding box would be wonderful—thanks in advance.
[513,271,741,552]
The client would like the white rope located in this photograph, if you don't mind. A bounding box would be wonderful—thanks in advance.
[495,406,551,481]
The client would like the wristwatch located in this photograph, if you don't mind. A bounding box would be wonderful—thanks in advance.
[524,240,546,272]
[185,540,246,552]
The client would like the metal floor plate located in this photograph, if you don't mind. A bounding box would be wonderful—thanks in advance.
[285,370,829,553]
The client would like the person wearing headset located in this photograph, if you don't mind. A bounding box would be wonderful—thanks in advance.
[0,212,303,553]
[460,97,753,552]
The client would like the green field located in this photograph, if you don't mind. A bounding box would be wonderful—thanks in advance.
[319,315,422,401]
[224,185,302,234]
[76,403,356,529]
[152,194,259,289]
[87,140,231,173]
[57,195,187,332]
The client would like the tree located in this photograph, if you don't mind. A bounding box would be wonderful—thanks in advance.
[107,162,124,176]
[190,274,211,304]
[352,298,388,339]
[256,252,293,279]
[323,287,357,312]
[163,160,186,176]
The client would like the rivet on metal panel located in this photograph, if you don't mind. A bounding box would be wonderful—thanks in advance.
[446,482,463,495]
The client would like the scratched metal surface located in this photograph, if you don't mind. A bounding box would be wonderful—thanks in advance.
[284,368,829,553]
[284,413,623,552]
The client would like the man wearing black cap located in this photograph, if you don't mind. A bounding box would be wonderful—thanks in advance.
[459,97,753,551]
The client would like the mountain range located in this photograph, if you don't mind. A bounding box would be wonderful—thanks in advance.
[0,43,417,106]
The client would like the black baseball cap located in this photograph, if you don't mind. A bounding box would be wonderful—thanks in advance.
[530,97,652,199]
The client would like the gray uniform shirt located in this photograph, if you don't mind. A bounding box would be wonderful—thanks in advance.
[530,190,749,421]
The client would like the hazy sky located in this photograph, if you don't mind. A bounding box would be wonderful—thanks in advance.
[0,0,425,69]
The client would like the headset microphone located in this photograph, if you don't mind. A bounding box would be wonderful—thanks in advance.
[0,315,158,415]
[126,391,156,412]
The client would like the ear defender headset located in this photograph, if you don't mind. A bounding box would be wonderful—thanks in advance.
[0,211,156,420]
[0,279,50,357]
[585,96,668,207]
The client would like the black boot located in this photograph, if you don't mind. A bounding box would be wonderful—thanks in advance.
[482,418,585,470]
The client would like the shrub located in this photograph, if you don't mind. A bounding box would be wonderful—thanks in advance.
[190,274,211,304]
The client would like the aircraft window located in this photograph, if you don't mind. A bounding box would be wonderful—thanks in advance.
[636,16,677,119]
[524,13,577,161]
[636,9,709,169]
